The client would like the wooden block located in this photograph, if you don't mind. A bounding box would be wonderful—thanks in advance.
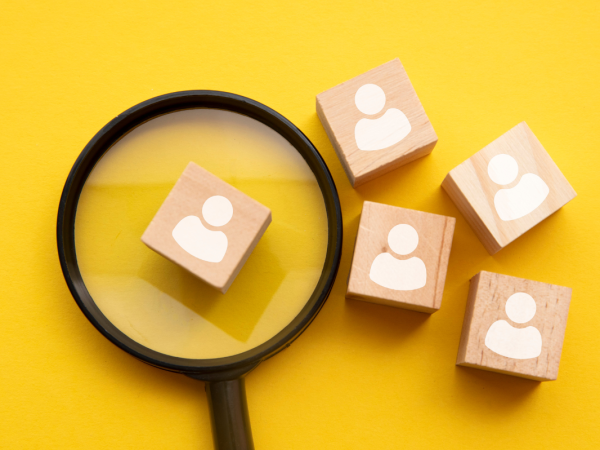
[442,122,576,254]
[141,162,272,293]
[316,58,438,187]
[346,201,455,313]
[457,271,572,381]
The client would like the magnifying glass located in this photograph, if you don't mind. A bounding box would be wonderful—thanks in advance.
[57,91,343,449]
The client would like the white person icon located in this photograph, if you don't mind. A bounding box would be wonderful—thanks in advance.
[488,153,550,221]
[354,83,412,151]
[172,195,233,263]
[369,224,426,291]
[485,292,543,359]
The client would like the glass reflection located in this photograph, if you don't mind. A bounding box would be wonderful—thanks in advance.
[75,109,328,359]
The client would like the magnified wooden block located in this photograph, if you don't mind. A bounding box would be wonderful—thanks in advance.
[457,271,572,381]
[316,58,438,187]
[142,162,272,293]
[346,201,455,313]
[442,122,576,254]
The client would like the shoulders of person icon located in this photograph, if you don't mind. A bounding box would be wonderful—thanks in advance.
[484,292,543,360]
[172,195,233,263]
[354,84,411,151]
[369,223,427,291]
[370,253,426,291]
[485,321,542,359]
[487,153,550,221]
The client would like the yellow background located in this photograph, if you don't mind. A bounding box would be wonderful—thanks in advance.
[1,0,599,448]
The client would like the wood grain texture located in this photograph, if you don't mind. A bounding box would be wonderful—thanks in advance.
[141,162,271,293]
[316,58,437,187]
[442,122,576,254]
[457,271,572,381]
[346,201,455,313]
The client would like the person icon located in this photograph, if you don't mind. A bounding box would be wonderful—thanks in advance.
[172,195,233,263]
[488,154,550,221]
[369,224,426,290]
[354,84,412,151]
[485,292,542,359]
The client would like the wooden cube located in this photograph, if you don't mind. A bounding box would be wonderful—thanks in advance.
[346,201,455,313]
[457,271,572,381]
[316,58,438,187]
[141,162,272,293]
[442,122,576,254]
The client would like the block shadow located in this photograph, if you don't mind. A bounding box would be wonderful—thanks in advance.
[452,364,540,413]
[344,297,430,346]
[339,210,431,348]
[138,234,285,343]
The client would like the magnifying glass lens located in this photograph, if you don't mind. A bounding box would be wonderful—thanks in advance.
[75,109,328,359]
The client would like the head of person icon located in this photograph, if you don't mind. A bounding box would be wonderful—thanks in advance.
[387,223,419,255]
[354,84,412,151]
[487,153,520,186]
[172,195,233,263]
[355,84,387,115]
[202,195,233,227]
[504,292,537,323]
[487,153,550,221]
[369,224,427,291]
[484,292,543,360]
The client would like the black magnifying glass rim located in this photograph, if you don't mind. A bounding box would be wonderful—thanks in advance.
[57,90,342,378]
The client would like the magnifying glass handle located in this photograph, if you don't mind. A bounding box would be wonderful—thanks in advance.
[206,377,254,450]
